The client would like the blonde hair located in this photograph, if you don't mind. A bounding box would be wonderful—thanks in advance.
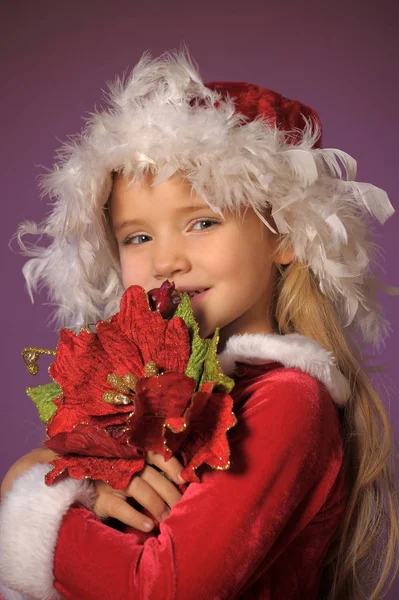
[273,261,399,599]
[105,192,399,598]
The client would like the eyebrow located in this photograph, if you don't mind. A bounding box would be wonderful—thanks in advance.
[113,204,211,231]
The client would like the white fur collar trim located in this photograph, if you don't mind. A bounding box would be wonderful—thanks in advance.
[218,333,350,405]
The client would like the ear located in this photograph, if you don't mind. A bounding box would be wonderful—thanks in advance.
[272,236,295,266]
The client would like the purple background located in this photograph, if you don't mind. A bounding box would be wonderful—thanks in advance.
[2,0,398,595]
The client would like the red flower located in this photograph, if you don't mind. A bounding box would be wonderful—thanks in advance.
[49,285,190,415]
[43,283,236,489]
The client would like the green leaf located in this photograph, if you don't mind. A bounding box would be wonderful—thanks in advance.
[175,294,209,387]
[200,329,235,393]
[174,294,234,393]
[26,382,61,424]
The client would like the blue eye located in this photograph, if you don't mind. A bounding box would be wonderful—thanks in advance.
[122,234,152,246]
[191,219,218,231]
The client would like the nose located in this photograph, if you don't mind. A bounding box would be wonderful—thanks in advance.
[151,235,191,280]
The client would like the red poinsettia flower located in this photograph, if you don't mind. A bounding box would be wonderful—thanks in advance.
[49,285,190,417]
[42,283,236,489]
[128,375,236,482]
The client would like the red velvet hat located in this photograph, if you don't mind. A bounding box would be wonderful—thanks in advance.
[205,81,322,148]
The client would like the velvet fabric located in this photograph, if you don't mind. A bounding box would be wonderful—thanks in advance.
[53,362,347,599]
[204,82,323,148]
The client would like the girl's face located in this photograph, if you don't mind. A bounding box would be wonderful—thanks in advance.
[110,172,292,348]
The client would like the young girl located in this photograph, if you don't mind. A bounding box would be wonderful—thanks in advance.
[0,50,398,600]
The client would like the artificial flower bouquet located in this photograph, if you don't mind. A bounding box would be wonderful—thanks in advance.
[23,282,237,489]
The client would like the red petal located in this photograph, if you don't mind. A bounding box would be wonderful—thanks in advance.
[134,373,195,417]
[128,373,196,454]
[50,329,119,411]
[45,456,145,490]
[46,405,133,438]
[117,286,190,373]
[50,329,104,394]
[128,416,167,454]
[95,318,145,378]
[165,416,187,433]
[178,393,237,482]
[164,388,210,454]
[45,422,140,459]
[50,324,142,416]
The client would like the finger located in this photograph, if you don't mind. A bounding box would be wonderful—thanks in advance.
[146,452,185,485]
[125,476,170,522]
[95,493,154,532]
[140,465,182,508]
[95,480,114,494]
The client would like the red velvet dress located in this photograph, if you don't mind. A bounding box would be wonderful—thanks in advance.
[54,362,347,599]
[0,334,348,600]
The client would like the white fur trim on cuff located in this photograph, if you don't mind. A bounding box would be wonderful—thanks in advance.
[218,332,350,405]
[0,463,96,600]
[0,582,32,600]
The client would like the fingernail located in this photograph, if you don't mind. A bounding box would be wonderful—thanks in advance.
[143,520,153,531]
[161,509,170,521]
[177,474,185,484]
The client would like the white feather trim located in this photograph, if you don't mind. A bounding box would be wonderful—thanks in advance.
[0,464,96,600]
[218,333,350,405]
[15,49,395,345]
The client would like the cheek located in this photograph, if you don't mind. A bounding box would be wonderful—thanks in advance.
[216,231,276,303]
[216,235,271,280]
[119,252,148,289]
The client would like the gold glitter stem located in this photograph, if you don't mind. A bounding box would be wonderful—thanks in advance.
[21,346,57,376]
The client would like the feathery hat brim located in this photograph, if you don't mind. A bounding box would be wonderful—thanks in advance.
[18,50,395,344]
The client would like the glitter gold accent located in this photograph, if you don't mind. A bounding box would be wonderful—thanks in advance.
[103,391,119,405]
[164,420,187,434]
[79,326,93,334]
[107,373,137,395]
[115,393,130,405]
[124,373,138,391]
[22,347,57,376]
[162,438,173,458]
[103,392,130,405]
[144,361,159,377]
[102,373,137,405]
[215,460,231,471]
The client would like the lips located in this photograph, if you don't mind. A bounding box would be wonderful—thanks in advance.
[187,290,210,306]
[177,287,209,298]
[187,290,206,298]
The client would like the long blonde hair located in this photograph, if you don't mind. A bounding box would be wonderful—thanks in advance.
[273,260,399,599]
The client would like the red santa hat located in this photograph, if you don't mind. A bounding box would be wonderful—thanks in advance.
[204,80,323,147]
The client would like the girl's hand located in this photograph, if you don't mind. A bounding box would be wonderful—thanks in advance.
[0,448,57,501]
[1,449,185,532]
[94,452,184,532]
